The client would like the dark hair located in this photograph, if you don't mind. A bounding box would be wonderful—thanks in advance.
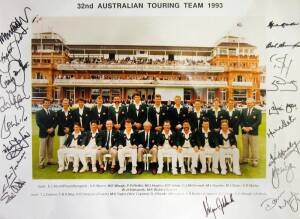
[43,98,51,103]
[73,122,81,127]
[90,120,98,125]
[202,118,209,123]
[163,120,171,125]
[133,93,140,98]
[125,119,132,124]
[183,120,190,124]
[221,119,229,125]
[155,94,161,98]
[77,98,85,103]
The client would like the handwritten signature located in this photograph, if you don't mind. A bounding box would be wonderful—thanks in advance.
[261,191,300,212]
[203,194,234,219]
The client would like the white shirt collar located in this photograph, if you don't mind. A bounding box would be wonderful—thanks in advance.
[202,128,210,134]
[182,130,192,136]
[175,105,182,110]
[220,129,230,135]
[125,129,133,136]
[162,130,172,136]
[72,131,81,136]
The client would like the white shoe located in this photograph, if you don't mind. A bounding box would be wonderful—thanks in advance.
[191,168,197,175]
[213,169,219,174]
[92,166,97,172]
[64,165,69,170]
[73,168,78,173]
[172,169,178,175]
[157,168,163,174]
[118,167,125,174]
[201,168,206,174]
[180,168,186,175]
[233,170,241,175]
[221,170,227,175]
[79,166,88,173]
[57,167,64,173]
[131,167,137,175]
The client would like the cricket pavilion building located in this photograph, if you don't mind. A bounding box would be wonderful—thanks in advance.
[32,32,265,105]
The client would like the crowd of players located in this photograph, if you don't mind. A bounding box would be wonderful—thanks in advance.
[36,94,262,176]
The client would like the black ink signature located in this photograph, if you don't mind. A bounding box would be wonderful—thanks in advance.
[269,140,300,167]
[268,102,297,115]
[203,194,234,219]
[261,191,300,212]
[2,126,30,160]
[269,54,292,78]
[266,41,300,49]
[267,115,296,138]
[0,7,31,45]
[0,166,26,204]
[268,76,298,92]
[271,162,295,189]
[267,20,300,29]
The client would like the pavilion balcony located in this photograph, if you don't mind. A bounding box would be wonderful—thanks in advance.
[231,81,253,86]
[53,78,228,88]
[57,63,225,73]
[32,79,49,84]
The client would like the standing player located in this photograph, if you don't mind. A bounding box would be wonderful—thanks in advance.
[57,98,74,148]
[240,98,262,167]
[207,98,229,132]
[36,98,57,169]
[226,98,241,136]
[147,94,168,133]
[168,96,189,131]
[127,93,147,130]
[89,95,108,130]
[73,98,90,132]
[189,99,206,131]
[108,96,127,130]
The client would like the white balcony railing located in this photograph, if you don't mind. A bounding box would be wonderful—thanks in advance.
[57,64,225,73]
[231,81,253,86]
[53,79,228,88]
[32,79,49,83]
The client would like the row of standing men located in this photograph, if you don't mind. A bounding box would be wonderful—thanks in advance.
[36,93,262,175]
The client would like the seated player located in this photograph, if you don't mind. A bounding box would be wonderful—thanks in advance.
[137,121,157,175]
[117,119,139,174]
[57,122,84,173]
[176,120,198,175]
[196,119,220,174]
[157,120,178,175]
[97,120,119,174]
[78,120,101,173]
[217,120,241,175]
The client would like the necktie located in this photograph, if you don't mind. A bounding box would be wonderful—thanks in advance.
[247,108,251,117]
[107,131,111,147]
[146,132,149,147]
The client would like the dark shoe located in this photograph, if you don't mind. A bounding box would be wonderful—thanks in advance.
[47,161,57,165]
[110,167,117,174]
[99,167,105,174]
[137,168,143,175]
[39,164,45,169]
[151,168,157,175]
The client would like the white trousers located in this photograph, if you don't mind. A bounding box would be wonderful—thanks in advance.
[177,147,198,169]
[118,146,137,168]
[219,147,240,172]
[158,147,177,170]
[199,147,219,171]
[77,148,97,168]
[59,135,68,148]
[57,148,80,169]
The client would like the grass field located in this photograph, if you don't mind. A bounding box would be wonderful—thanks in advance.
[32,113,266,179]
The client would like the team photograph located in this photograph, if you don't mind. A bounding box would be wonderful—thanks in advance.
[31,16,266,179]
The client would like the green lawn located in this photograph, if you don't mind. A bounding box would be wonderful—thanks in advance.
[32,113,266,179]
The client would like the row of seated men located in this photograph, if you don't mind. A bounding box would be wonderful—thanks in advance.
[56,118,241,176]
[36,94,261,174]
